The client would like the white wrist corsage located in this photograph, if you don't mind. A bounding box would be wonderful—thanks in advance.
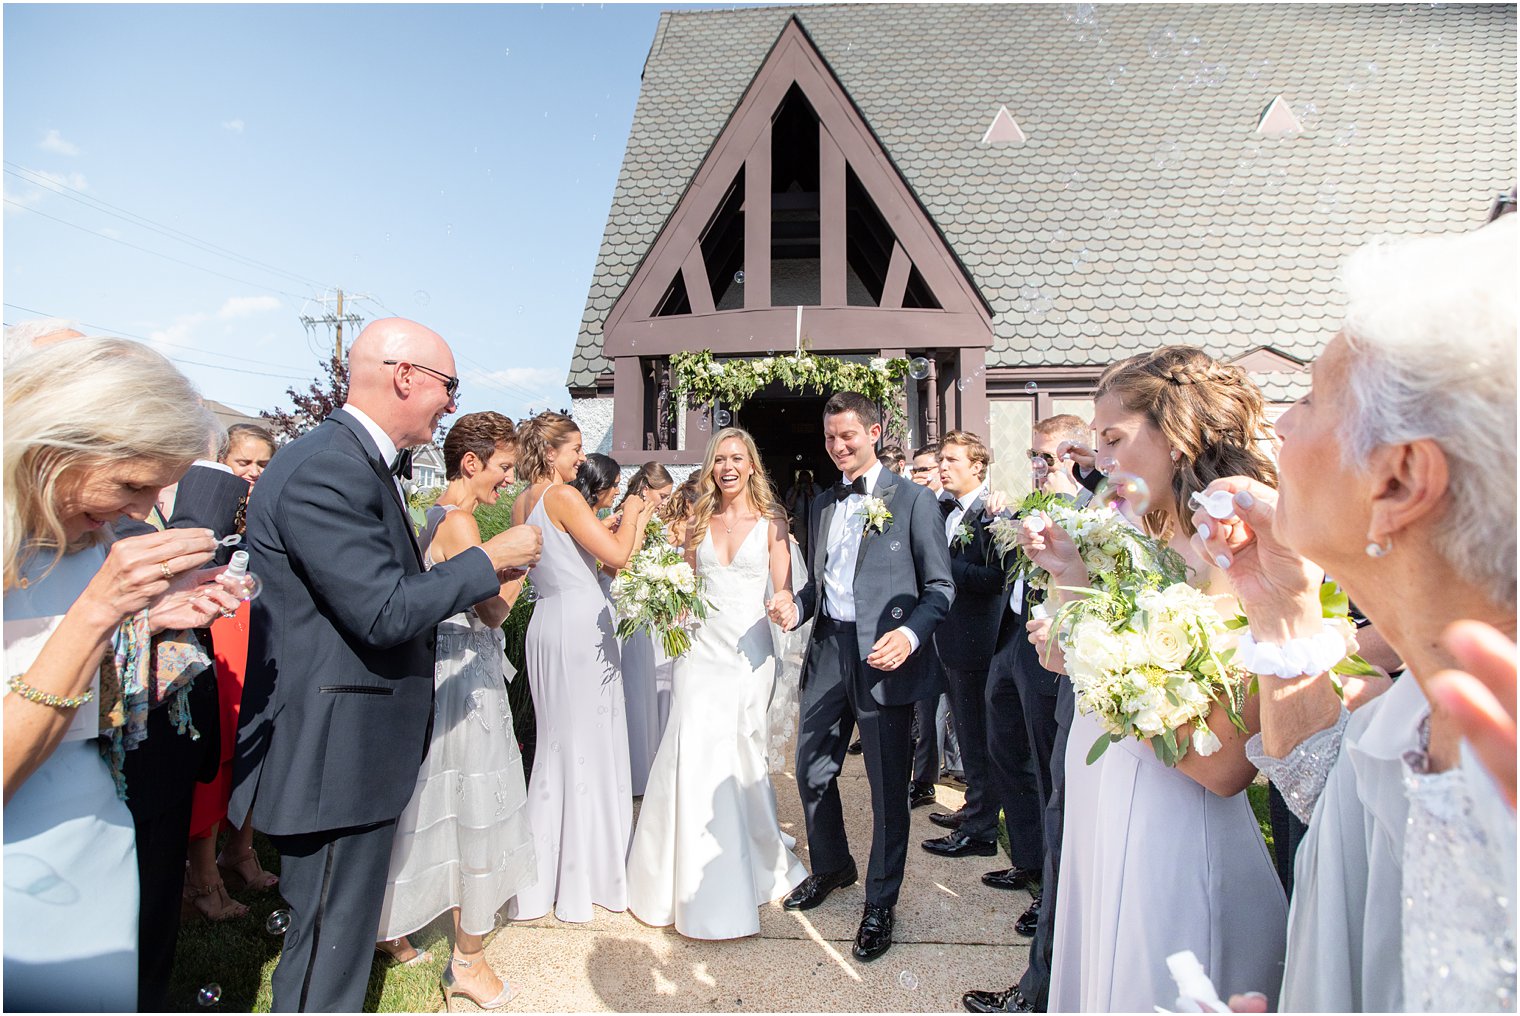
[1235,619,1355,680]
[857,496,892,534]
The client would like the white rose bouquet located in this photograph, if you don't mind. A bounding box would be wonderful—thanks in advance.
[1056,580,1246,766]
[609,519,713,658]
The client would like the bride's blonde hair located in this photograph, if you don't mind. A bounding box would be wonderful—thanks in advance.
[687,427,780,549]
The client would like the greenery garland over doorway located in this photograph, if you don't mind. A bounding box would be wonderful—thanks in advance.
[669,348,911,432]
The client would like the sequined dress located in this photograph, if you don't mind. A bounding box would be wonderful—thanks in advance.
[377,505,536,939]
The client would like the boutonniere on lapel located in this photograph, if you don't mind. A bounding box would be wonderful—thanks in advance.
[953,520,975,549]
[856,496,892,534]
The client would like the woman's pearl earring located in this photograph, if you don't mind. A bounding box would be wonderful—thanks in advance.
[1365,537,1392,558]
[1169,449,1181,462]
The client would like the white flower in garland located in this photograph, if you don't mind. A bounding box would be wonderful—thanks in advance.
[857,496,892,534]
[869,357,887,372]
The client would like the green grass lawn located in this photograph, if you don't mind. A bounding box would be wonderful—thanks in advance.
[168,831,464,1012]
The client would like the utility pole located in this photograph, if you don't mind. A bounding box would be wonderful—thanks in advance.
[299,289,368,368]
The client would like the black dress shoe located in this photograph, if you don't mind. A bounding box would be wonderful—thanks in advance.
[909,782,937,808]
[782,861,859,911]
[981,866,1040,892]
[846,739,864,755]
[852,903,894,961]
[928,809,965,829]
[962,984,1035,1013]
[921,830,999,857]
[1014,894,1042,936]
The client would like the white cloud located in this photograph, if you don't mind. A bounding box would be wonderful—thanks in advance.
[147,312,210,351]
[39,129,81,156]
[3,169,88,214]
[469,366,562,391]
[217,295,282,319]
[222,118,245,134]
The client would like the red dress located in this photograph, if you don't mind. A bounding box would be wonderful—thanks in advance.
[188,602,250,839]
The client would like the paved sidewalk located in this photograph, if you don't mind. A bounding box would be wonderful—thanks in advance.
[474,752,1034,1012]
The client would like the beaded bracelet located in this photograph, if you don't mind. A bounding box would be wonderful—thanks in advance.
[1235,620,1351,680]
[7,674,94,709]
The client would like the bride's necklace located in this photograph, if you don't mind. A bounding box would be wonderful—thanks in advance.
[715,505,753,534]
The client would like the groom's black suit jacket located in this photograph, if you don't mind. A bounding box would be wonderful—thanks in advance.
[796,465,955,707]
[229,409,500,836]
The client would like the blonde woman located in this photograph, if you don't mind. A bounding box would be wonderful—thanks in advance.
[627,427,807,940]
[4,338,240,1010]
[506,413,656,924]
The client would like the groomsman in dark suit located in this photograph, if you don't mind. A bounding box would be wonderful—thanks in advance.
[907,443,946,808]
[921,430,1007,858]
[230,319,543,1012]
[965,414,1093,1015]
[771,391,954,962]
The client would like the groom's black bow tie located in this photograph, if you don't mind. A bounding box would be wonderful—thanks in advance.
[939,497,959,518]
[390,448,413,480]
[833,476,868,500]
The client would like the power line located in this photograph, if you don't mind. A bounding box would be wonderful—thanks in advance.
[3,302,309,380]
[3,162,334,292]
[3,301,310,372]
[4,198,308,302]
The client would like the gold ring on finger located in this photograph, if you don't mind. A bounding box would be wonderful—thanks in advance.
[159,560,173,581]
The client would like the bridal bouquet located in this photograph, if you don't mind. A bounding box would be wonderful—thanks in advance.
[1057,580,1246,767]
[609,520,712,658]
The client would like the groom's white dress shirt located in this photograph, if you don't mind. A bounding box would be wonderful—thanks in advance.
[821,459,918,651]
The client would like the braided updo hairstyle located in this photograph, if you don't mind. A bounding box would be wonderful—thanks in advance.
[515,411,579,484]
[1094,346,1277,538]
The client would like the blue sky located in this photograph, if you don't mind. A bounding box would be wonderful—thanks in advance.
[3,3,694,421]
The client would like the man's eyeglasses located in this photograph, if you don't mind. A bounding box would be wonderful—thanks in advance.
[910,465,935,475]
[1029,451,1057,467]
[383,360,460,400]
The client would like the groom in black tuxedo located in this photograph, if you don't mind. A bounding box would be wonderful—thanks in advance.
[230,319,543,1012]
[771,391,954,962]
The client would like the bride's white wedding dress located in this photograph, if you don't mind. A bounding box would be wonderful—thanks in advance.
[626,520,807,939]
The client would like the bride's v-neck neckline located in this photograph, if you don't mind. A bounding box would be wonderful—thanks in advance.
[707,517,763,569]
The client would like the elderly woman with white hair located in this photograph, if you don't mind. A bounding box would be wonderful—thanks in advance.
[1194,215,1517,1012]
[3,337,242,1010]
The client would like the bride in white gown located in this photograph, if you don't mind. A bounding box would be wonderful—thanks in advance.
[627,427,808,940]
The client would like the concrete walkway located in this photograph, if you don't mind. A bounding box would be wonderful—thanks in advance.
[475,751,1033,1012]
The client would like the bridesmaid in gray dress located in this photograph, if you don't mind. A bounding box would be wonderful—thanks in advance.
[611,462,673,796]
[1021,348,1288,1011]
[505,414,656,923]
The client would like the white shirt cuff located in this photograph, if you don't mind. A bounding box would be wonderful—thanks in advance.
[896,626,920,653]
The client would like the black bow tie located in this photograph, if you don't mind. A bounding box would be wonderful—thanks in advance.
[390,448,413,480]
[833,476,868,500]
[939,498,958,518]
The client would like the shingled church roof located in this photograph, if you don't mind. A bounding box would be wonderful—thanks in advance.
[569,3,1516,389]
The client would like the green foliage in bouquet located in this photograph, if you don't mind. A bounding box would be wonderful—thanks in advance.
[670,349,911,432]
[610,519,714,658]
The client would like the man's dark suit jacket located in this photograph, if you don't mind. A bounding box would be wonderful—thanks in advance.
[229,410,499,836]
[933,489,1007,672]
[795,465,955,707]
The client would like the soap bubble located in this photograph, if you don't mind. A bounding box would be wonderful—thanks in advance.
[197,984,223,1007]
[1178,33,1202,57]
[908,356,931,380]
[1153,140,1182,170]
[697,416,709,432]
[1024,381,1039,392]
[1146,25,1178,58]
[714,409,732,427]
[899,970,920,990]
[890,541,902,552]
[414,290,431,306]
[265,909,291,936]
[1189,489,1238,520]
[521,582,539,603]
[1102,471,1152,515]
[1096,456,1119,476]
[957,379,968,391]
[734,270,745,285]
